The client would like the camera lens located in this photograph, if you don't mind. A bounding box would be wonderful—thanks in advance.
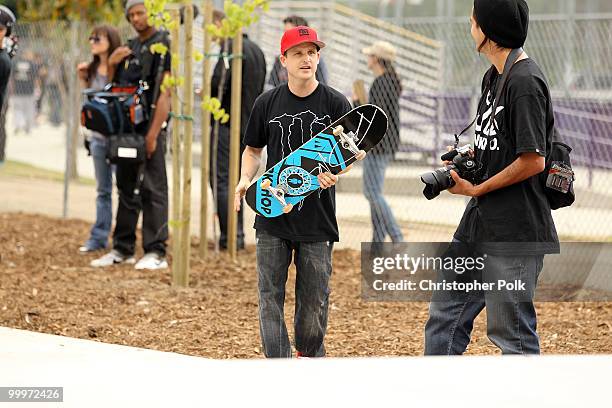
[420,167,454,200]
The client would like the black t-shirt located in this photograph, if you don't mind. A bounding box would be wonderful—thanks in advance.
[243,83,351,242]
[0,49,11,108]
[114,30,171,125]
[454,59,560,256]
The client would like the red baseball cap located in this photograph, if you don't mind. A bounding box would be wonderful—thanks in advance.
[280,26,326,55]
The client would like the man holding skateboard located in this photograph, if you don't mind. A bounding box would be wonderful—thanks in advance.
[234,26,352,358]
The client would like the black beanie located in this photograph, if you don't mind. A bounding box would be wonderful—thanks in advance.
[473,0,529,49]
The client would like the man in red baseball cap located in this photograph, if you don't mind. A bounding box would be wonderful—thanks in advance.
[235,26,354,358]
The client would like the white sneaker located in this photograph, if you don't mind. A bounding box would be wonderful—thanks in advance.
[90,250,136,267]
[135,252,168,270]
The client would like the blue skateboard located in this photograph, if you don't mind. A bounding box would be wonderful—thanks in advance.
[245,104,388,218]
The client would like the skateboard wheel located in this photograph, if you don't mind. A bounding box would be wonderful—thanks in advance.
[333,126,344,136]
[356,150,367,161]
[283,203,293,214]
[261,179,272,189]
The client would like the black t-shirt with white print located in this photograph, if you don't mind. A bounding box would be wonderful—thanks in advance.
[454,58,560,256]
[243,83,351,242]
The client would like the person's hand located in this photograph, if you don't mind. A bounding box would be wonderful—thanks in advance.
[318,172,338,189]
[442,145,454,166]
[338,164,354,175]
[77,62,89,81]
[447,170,481,197]
[234,177,251,211]
[109,46,132,67]
[443,145,474,166]
[146,135,157,159]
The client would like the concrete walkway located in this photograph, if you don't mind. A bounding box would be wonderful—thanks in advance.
[1,327,610,408]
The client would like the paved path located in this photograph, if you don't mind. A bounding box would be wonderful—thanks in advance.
[1,327,610,408]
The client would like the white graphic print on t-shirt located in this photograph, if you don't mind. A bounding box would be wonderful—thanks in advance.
[269,110,331,158]
[475,89,504,152]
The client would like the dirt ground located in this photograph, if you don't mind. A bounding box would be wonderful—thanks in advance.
[1,213,611,358]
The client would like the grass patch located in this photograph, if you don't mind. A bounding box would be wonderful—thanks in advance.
[0,160,95,185]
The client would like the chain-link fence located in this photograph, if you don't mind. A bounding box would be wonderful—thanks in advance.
[395,14,612,242]
[5,3,612,249]
[247,2,612,247]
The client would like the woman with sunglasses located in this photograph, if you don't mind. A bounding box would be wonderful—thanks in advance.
[77,25,121,253]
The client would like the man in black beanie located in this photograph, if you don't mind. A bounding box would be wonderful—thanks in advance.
[425,0,560,355]
[473,0,529,50]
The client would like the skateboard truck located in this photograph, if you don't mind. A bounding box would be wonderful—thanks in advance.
[333,126,366,161]
[261,179,294,214]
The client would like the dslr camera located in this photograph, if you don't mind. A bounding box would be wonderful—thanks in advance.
[420,145,480,200]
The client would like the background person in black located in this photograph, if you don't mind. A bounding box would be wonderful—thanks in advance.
[0,5,15,165]
[234,27,352,358]
[354,41,404,243]
[11,50,37,135]
[425,0,559,355]
[91,0,171,270]
[209,9,266,250]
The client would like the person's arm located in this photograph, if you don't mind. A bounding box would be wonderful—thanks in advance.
[234,146,263,211]
[448,152,544,197]
[145,72,171,158]
[107,46,132,83]
[77,62,89,89]
[451,86,548,197]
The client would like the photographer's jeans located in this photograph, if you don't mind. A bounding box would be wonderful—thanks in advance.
[425,241,544,355]
[363,153,403,242]
[85,137,113,250]
[256,231,333,358]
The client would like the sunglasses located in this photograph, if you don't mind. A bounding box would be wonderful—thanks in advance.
[88,36,101,44]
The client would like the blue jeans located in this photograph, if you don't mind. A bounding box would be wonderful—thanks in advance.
[85,137,113,249]
[363,154,403,242]
[425,241,544,355]
[256,230,333,358]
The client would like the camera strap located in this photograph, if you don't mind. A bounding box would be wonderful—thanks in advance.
[479,48,523,181]
[453,48,524,147]
[488,48,523,134]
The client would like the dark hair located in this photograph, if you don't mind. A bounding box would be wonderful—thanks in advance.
[283,15,309,27]
[377,58,402,94]
[86,25,121,86]
[472,9,504,53]
[471,9,489,52]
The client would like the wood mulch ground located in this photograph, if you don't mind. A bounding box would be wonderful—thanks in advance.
[1,213,610,358]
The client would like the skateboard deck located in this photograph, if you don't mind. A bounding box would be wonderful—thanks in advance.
[245,104,388,218]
